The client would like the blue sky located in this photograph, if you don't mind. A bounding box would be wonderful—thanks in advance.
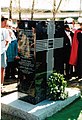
[1,0,82,11]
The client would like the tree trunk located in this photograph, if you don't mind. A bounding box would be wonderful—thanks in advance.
[9,0,12,19]
[18,0,21,20]
[53,0,56,21]
[31,0,35,20]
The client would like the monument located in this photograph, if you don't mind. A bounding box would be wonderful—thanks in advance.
[18,20,64,104]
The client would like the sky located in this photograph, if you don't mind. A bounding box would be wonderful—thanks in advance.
[1,0,82,11]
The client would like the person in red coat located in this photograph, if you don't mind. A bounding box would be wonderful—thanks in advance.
[69,23,82,78]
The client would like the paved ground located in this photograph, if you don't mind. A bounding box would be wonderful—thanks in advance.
[67,76,82,93]
[1,78,23,120]
[1,78,18,96]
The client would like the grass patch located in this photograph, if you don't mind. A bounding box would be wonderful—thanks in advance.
[46,97,82,120]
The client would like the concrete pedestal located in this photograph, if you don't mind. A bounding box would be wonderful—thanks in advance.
[1,88,81,120]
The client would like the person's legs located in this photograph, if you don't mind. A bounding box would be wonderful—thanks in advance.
[1,68,5,84]
[65,62,72,79]
[1,52,7,88]
[10,61,16,78]
[66,63,69,77]
[5,62,11,79]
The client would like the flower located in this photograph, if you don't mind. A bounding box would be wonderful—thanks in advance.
[47,72,68,100]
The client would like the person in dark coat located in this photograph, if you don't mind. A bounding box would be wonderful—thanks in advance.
[64,24,74,79]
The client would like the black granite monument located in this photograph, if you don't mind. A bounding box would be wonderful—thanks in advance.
[18,20,64,104]
[18,21,48,104]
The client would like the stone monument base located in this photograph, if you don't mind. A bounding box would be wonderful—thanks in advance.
[1,88,81,120]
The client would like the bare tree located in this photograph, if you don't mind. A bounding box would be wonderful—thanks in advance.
[56,0,63,13]
[53,0,64,20]
[9,0,12,19]
[18,0,21,20]
[53,0,56,21]
[31,0,35,20]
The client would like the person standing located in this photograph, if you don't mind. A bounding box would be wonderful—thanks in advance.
[69,22,82,79]
[1,16,11,91]
[5,20,19,79]
[64,24,74,79]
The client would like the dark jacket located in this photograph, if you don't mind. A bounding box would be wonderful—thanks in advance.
[64,30,74,62]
